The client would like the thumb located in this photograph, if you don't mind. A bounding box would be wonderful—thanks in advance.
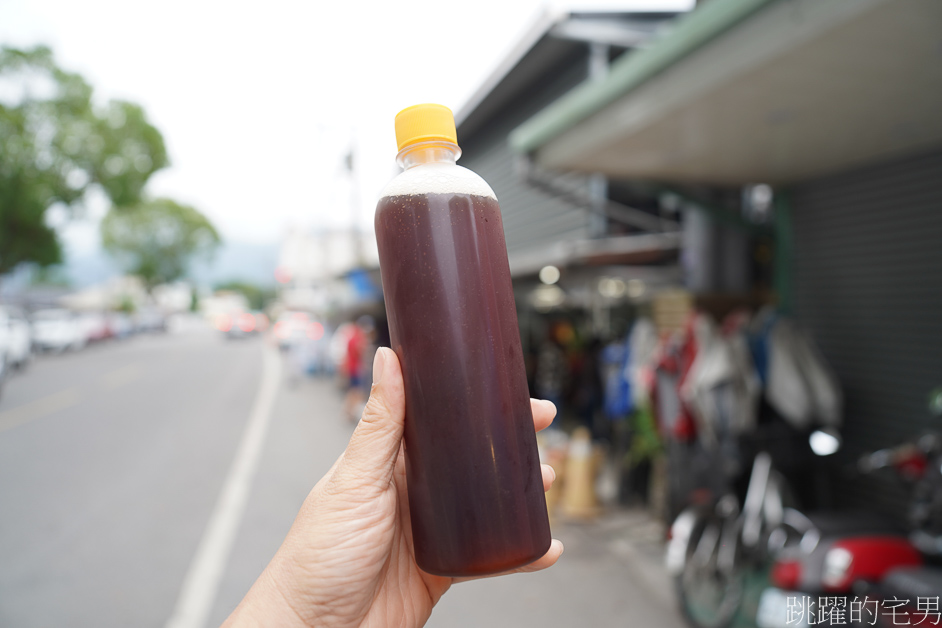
[336,347,406,488]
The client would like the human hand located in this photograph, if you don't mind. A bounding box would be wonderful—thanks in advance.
[224,347,563,628]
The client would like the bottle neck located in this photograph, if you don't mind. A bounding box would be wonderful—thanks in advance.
[396,141,462,170]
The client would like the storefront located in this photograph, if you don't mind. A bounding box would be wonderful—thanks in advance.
[455,9,690,447]
[507,0,942,515]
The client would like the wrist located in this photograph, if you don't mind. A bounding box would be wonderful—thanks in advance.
[223,565,311,628]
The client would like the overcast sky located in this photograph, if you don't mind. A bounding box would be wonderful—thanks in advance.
[1,0,693,254]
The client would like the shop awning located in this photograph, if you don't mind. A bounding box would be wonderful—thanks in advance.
[508,232,681,277]
[509,0,942,185]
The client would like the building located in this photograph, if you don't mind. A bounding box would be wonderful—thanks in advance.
[275,227,381,316]
[507,0,942,515]
[455,8,691,341]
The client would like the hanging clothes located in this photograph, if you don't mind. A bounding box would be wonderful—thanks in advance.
[654,320,700,442]
[601,337,632,420]
[764,318,843,430]
[680,313,760,448]
[627,317,658,407]
[748,306,779,386]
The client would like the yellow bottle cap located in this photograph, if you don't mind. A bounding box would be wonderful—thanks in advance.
[394,103,458,152]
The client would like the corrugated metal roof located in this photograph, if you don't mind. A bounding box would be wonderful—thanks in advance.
[456,8,681,141]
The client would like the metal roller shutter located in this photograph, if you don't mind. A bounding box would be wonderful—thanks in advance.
[790,149,942,515]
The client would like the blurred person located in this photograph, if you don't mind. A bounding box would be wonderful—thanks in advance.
[287,320,333,386]
[342,315,374,422]
[287,334,315,387]
[224,348,563,627]
[329,322,355,377]
[312,323,336,377]
[573,336,605,439]
[534,322,570,429]
[358,315,379,386]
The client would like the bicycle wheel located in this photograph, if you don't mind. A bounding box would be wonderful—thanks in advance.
[675,514,744,628]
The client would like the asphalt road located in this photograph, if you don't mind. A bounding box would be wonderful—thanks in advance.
[0,323,686,628]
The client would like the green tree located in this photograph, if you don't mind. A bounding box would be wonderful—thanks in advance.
[101,198,221,290]
[214,280,275,311]
[0,45,168,274]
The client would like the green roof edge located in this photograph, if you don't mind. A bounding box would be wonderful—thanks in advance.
[507,0,778,154]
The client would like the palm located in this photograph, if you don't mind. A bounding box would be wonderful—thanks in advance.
[227,350,561,628]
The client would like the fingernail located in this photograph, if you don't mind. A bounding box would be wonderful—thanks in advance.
[372,348,386,385]
[548,465,557,483]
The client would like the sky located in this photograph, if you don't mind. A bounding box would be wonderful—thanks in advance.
[1,0,693,257]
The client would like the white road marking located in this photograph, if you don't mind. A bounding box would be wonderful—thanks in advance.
[0,387,82,433]
[165,346,282,628]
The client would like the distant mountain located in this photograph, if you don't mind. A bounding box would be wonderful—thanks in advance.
[63,241,280,289]
[65,248,121,288]
[190,241,280,287]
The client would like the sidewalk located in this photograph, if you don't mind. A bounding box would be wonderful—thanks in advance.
[431,508,686,628]
[203,365,688,627]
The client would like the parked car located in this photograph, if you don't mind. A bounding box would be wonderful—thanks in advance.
[0,306,33,369]
[135,307,167,333]
[78,311,113,343]
[107,312,135,340]
[273,311,313,350]
[214,310,260,339]
[31,309,85,352]
[0,316,9,396]
[252,311,269,334]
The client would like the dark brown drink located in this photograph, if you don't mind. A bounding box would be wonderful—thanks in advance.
[375,191,552,577]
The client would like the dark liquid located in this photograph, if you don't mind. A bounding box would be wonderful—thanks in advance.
[375,191,551,577]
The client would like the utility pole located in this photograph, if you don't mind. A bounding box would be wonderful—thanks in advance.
[344,148,364,266]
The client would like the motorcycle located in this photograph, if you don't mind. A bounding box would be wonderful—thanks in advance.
[756,390,942,627]
[864,392,942,626]
[667,423,843,628]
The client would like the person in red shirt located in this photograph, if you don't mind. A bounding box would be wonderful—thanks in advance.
[343,316,374,421]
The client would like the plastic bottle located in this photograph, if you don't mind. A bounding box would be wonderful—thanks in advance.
[374,103,551,577]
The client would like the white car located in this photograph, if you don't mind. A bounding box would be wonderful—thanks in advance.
[135,307,167,333]
[0,316,9,391]
[31,309,85,352]
[108,312,134,340]
[273,311,314,350]
[0,306,32,369]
